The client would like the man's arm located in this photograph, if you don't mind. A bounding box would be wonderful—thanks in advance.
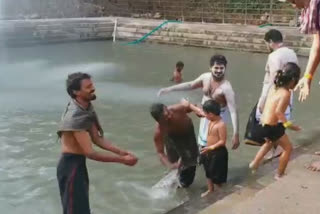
[223,83,240,149]
[305,33,320,79]
[90,124,131,156]
[180,98,205,117]
[257,56,281,113]
[154,124,177,169]
[158,74,204,96]
[295,32,320,101]
[73,131,137,166]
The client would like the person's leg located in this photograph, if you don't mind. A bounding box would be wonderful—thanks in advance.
[179,166,196,188]
[264,145,283,162]
[57,161,68,214]
[72,163,91,214]
[275,134,292,179]
[249,140,273,172]
[201,179,214,197]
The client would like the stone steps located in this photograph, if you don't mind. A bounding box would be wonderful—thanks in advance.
[0,17,312,56]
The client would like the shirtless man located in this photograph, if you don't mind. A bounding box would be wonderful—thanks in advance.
[158,55,239,150]
[150,101,199,188]
[171,61,184,84]
[57,72,138,214]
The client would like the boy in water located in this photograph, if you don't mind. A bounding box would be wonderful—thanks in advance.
[249,62,301,180]
[171,61,184,83]
[183,99,228,197]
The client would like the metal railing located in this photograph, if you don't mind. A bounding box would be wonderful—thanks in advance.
[1,0,299,26]
[101,0,299,26]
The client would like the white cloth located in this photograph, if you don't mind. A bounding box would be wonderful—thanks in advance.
[258,47,298,109]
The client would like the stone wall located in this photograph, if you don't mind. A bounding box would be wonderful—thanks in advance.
[116,18,312,56]
[0,17,312,56]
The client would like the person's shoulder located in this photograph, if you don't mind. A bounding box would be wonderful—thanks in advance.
[218,119,227,128]
[199,72,211,79]
[277,88,291,97]
[220,80,233,90]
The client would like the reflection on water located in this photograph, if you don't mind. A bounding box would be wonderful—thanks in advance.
[0,41,318,214]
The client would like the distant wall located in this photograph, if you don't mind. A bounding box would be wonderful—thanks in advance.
[0,17,312,56]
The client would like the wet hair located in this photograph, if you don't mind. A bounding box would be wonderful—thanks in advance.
[176,61,184,68]
[210,55,227,67]
[202,99,221,116]
[264,29,283,43]
[66,72,91,98]
[274,62,301,88]
[150,103,166,122]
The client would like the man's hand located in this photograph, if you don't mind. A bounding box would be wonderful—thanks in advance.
[170,161,181,170]
[157,88,169,97]
[200,146,213,155]
[294,76,312,102]
[231,134,240,150]
[122,154,138,166]
[119,150,131,156]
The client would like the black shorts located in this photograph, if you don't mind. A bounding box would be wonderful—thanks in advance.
[244,104,285,146]
[57,153,90,214]
[201,146,228,184]
[178,165,196,188]
[259,123,285,142]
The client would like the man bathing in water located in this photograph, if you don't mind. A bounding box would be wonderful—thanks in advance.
[57,72,138,214]
[249,63,301,180]
[171,61,184,84]
[158,55,239,150]
[183,99,228,197]
[150,101,199,188]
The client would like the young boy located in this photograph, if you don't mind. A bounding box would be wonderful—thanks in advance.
[249,62,301,179]
[171,61,184,83]
[184,99,228,197]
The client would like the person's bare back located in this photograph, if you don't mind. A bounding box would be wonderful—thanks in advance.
[261,87,291,125]
[165,105,193,134]
[60,132,84,154]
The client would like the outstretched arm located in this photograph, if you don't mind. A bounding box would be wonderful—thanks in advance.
[158,74,204,96]
[223,83,240,149]
[180,98,205,117]
[91,124,132,156]
[73,131,137,166]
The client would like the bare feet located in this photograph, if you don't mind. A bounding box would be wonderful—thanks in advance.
[306,161,320,172]
[274,173,285,180]
[249,161,258,174]
[315,151,320,156]
[201,190,213,198]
